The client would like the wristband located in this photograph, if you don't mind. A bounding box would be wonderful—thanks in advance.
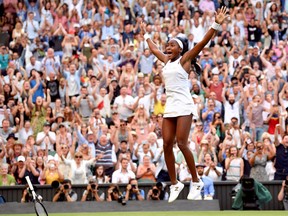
[211,22,221,31]
[144,33,150,41]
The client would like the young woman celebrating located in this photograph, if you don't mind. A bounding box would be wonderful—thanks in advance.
[140,7,228,202]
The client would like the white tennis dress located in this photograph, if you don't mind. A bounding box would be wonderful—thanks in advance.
[162,57,198,118]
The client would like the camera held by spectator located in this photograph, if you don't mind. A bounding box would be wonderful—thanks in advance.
[52,179,77,202]
[107,184,126,205]
[124,179,145,201]
[147,182,168,201]
[81,179,105,202]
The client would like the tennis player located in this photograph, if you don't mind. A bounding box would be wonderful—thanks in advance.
[140,7,229,202]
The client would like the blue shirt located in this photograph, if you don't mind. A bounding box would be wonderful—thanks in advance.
[190,176,214,197]
[0,54,9,70]
[202,107,221,133]
[30,79,44,103]
[123,189,145,200]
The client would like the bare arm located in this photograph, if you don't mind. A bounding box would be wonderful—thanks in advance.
[180,7,229,70]
[140,23,168,63]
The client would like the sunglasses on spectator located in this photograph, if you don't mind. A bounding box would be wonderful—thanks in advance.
[61,147,68,149]
[59,125,65,128]
[75,156,83,159]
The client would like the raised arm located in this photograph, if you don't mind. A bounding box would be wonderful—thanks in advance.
[180,7,229,70]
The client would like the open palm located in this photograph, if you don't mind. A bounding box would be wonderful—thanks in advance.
[215,7,229,24]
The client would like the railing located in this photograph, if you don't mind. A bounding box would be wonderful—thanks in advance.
[0,181,284,210]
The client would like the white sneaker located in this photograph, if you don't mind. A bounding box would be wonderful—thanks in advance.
[168,181,184,203]
[187,180,204,200]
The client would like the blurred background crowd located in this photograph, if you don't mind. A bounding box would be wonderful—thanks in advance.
[0,0,288,202]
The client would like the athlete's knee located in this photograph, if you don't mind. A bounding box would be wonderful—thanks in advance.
[163,141,174,151]
[177,139,189,151]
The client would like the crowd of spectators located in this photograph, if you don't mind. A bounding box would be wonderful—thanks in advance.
[0,0,288,202]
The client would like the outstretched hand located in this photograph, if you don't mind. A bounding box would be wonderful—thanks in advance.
[215,7,229,24]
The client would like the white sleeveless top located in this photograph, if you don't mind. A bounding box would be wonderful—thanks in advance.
[162,57,198,118]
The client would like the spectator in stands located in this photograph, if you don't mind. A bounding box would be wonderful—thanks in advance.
[61,151,98,184]
[23,12,39,41]
[191,163,215,200]
[225,146,244,182]
[249,141,274,181]
[40,156,64,185]
[274,133,288,180]
[203,153,223,181]
[36,121,56,153]
[111,157,135,184]
[136,155,156,183]
[52,179,77,202]
[0,163,16,186]
[92,165,110,184]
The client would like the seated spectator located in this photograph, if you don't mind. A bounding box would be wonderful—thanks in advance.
[124,178,145,201]
[112,157,136,184]
[52,179,77,202]
[81,179,105,202]
[92,165,110,184]
[40,156,64,185]
[190,164,215,200]
[136,155,156,183]
[203,153,223,181]
[135,141,154,164]
[115,151,137,173]
[10,155,29,185]
[0,163,16,186]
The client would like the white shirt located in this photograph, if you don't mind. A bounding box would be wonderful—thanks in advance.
[133,94,151,116]
[224,101,240,124]
[23,19,39,39]
[41,57,61,76]
[204,166,223,181]
[25,61,42,76]
[36,131,56,151]
[18,128,34,144]
[114,95,134,120]
[190,19,206,43]
[111,169,136,184]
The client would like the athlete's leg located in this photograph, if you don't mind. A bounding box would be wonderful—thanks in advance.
[162,117,177,185]
[175,115,198,182]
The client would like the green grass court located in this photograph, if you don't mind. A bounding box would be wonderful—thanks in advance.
[5,212,288,216]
